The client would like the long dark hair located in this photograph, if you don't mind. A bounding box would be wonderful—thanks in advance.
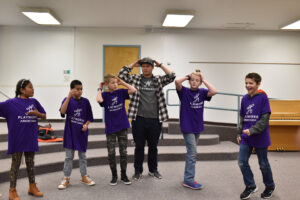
[15,79,31,97]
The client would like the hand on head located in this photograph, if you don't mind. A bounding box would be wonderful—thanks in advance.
[116,77,124,85]
[99,82,105,89]
[129,59,141,68]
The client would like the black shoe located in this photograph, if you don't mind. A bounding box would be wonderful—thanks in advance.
[121,174,132,185]
[261,186,275,199]
[240,186,258,199]
[148,171,162,179]
[110,176,118,186]
[132,172,142,180]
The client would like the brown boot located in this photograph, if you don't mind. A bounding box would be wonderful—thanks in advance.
[28,183,43,197]
[9,188,20,200]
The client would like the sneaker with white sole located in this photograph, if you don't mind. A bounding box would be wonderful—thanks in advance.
[240,186,258,199]
[58,177,70,190]
[132,172,142,180]
[183,181,203,190]
[261,186,275,199]
[121,174,132,185]
[110,176,118,186]
[81,175,96,186]
[148,171,162,179]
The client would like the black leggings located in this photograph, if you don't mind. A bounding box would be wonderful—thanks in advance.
[10,152,35,188]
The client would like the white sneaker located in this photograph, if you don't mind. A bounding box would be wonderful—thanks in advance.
[81,175,96,186]
[58,177,70,190]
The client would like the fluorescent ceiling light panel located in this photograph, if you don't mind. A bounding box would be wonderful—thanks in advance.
[281,20,300,30]
[21,8,61,25]
[162,10,195,27]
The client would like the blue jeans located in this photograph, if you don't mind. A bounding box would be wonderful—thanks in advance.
[63,148,87,177]
[183,133,200,183]
[238,144,275,188]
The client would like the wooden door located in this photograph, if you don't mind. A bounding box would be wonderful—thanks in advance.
[103,45,140,114]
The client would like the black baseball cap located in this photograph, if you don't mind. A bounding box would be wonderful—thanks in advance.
[139,57,154,66]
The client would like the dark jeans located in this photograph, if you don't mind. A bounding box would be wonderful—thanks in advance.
[106,129,128,175]
[238,144,275,188]
[132,116,162,173]
[10,152,35,188]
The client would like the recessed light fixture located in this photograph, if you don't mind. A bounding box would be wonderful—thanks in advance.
[281,19,300,30]
[20,7,61,25]
[162,10,195,27]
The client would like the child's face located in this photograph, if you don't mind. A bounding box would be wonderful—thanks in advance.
[106,78,118,91]
[189,74,202,89]
[20,82,34,98]
[245,78,260,96]
[73,85,83,98]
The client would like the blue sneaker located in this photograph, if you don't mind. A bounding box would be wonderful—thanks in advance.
[183,181,203,190]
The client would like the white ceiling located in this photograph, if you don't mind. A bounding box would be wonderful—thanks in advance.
[0,0,300,30]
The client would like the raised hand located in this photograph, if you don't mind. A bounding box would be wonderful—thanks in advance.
[99,82,105,90]
[128,59,141,68]
[68,88,76,98]
[117,77,125,86]
[26,108,40,116]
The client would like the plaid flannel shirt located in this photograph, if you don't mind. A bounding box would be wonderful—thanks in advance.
[118,66,176,122]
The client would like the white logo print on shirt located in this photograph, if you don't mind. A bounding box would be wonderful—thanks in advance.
[18,104,37,123]
[193,93,200,103]
[190,93,203,109]
[246,104,254,115]
[26,104,34,112]
[71,108,84,125]
[244,103,259,122]
[145,81,152,87]
[111,96,118,106]
[74,108,82,117]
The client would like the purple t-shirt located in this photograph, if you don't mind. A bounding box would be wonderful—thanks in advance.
[240,93,271,148]
[61,97,94,152]
[99,89,130,134]
[177,86,211,134]
[0,98,46,154]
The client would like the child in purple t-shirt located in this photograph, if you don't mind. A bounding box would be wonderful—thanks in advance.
[58,80,95,190]
[0,79,46,199]
[175,70,217,190]
[237,73,275,199]
[97,74,136,186]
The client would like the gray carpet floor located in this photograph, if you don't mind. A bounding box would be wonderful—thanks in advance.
[0,152,299,200]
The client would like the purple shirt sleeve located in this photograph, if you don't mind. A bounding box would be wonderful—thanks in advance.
[60,98,69,118]
[176,86,187,100]
[99,92,106,107]
[121,89,129,100]
[201,88,212,101]
[0,100,8,118]
[85,99,94,122]
[34,99,46,114]
[261,94,271,115]
[240,97,245,116]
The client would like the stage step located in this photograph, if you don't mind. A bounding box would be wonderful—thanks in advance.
[0,134,220,159]
[0,141,238,183]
